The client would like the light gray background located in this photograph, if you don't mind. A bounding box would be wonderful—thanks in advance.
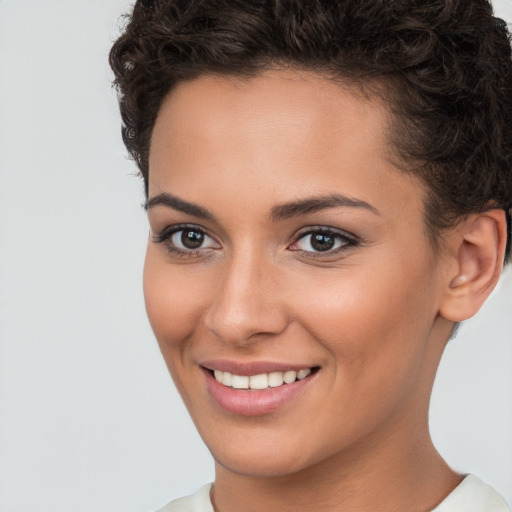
[0,1,511,511]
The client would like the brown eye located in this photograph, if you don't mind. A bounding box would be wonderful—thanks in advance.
[153,224,220,256]
[290,228,356,256]
[158,226,219,254]
[180,229,204,249]
[310,233,335,251]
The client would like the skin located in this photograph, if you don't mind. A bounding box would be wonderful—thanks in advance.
[144,70,506,512]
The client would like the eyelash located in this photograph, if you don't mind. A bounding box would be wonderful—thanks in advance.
[152,224,218,259]
[290,227,358,259]
[153,224,359,259]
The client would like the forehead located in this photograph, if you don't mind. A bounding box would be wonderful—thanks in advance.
[150,70,389,172]
[148,69,425,225]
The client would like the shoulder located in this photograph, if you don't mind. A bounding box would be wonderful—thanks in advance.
[432,475,510,512]
[157,484,214,512]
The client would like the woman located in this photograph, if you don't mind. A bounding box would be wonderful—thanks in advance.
[110,1,512,511]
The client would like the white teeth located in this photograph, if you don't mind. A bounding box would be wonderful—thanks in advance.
[268,372,284,387]
[222,371,232,386]
[283,370,297,384]
[232,375,249,389]
[212,368,313,389]
[249,374,268,390]
[297,369,311,380]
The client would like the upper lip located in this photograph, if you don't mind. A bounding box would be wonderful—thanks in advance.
[200,359,318,375]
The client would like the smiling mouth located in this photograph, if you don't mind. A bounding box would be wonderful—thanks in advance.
[210,368,318,390]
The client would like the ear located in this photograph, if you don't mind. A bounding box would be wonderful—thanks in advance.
[439,209,508,323]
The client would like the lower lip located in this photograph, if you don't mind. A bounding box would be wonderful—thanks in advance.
[203,369,315,416]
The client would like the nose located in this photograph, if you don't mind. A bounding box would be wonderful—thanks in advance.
[203,249,289,346]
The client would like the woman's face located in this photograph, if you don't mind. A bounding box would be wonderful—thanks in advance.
[144,70,453,477]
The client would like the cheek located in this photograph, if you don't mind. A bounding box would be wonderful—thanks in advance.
[291,254,440,382]
[143,247,206,360]
[286,265,440,444]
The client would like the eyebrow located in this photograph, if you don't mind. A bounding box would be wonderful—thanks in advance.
[145,192,379,221]
[270,194,379,221]
[145,192,214,219]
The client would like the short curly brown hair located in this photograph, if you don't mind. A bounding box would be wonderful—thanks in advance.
[110,0,512,261]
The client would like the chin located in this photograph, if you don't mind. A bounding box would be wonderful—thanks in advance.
[213,449,312,479]
[202,424,340,480]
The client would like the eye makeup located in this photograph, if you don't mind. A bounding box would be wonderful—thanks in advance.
[152,223,220,259]
[288,226,359,260]
[152,222,360,262]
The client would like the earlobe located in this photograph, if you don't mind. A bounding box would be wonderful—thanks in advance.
[440,209,507,323]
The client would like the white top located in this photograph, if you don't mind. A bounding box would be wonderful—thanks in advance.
[158,475,510,512]
[431,475,510,512]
